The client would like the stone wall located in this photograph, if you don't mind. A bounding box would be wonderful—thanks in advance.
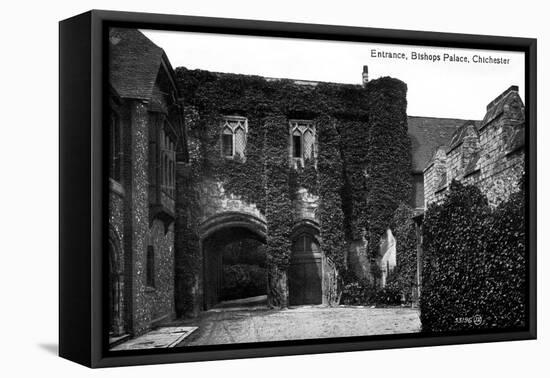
[109,28,188,339]
[472,87,525,206]
[109,186,125,243]
[108,99,177,337]
[174,162,202,317]
[108,184,126,335]
[146,220,175,323]
[423,147,448,205]
[292,188,319,223]
[196,179,265,224]
[126,100,152,336]
[423,86,525,208]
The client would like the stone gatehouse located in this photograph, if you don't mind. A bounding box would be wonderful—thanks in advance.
[107,28,525,342]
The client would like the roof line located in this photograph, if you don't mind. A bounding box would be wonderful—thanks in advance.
[407,115,482,122]
[160,51,179,95]
[179,67,363,87]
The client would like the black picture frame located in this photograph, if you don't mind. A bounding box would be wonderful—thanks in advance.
[59,9,537,368]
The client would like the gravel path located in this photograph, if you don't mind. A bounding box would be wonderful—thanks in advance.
[176,306,421,346]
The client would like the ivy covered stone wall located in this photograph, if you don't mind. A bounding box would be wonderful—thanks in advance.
[173,68,411,315]
[363,78,412,263]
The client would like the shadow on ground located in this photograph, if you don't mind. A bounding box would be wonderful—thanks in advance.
[38,343,58,355]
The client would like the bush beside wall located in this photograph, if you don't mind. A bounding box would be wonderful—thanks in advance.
[221,264,267,301]
[420,179,526,332]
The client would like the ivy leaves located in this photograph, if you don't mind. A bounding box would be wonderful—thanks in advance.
[420,179,526,332]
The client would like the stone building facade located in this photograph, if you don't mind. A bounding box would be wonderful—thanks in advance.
[108,28,184,343]
[171,64,419,313]
[423,85,525,207]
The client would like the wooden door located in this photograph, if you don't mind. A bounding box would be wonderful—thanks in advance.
[289,234,322,305]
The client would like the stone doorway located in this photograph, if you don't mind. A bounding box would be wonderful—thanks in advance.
[288,231,322,306]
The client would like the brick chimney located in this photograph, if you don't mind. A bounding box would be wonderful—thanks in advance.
[362,65,369,87]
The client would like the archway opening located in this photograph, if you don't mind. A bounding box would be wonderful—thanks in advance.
[203,225,267,310]
[220,238,267,304]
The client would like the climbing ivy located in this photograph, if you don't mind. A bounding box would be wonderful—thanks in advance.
[263,116,293,307]
[338,119,370,241]
[420,179,526,332]
[317,116,347,271]
[174,159,202,317]
[174,67,410,311]
[364,78,412,261]
[289,159,318,198]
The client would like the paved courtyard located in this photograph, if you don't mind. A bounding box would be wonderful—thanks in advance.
[175,304,421,346]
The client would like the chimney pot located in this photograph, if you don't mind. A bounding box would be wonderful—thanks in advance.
[362,65,369,86]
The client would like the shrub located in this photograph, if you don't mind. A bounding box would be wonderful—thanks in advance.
[420,179,526,332]
[221,264,267,301]
[480,184,526,328]
[340,276,402,306]
[373,283,403,306]
[222,240,267,267]
[340,278,377,305]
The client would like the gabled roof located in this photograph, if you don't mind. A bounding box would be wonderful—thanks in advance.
[109,28,175,100]
[408,116,475,173]
[447,120,480,151]
[482,85,523,127]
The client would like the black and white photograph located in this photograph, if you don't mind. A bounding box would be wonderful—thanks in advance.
[4,0,549,375]
[106,26,529,351]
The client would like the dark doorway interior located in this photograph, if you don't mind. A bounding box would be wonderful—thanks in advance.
[203,226,267,310]
[288,232,322,306]
[220,239,267,302]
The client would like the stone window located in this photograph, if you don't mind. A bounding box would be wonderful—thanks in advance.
[109,111,122,182]
[221,116,248,159]
[292,132,302,158]
[160,125,176,198]
[146,246,155,288]
[289,120,315,167]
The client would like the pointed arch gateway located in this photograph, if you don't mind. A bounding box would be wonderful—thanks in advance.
[288,221,323,306]
[199,212,268,310]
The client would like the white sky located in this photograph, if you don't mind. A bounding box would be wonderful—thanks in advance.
[142,29,525,120]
